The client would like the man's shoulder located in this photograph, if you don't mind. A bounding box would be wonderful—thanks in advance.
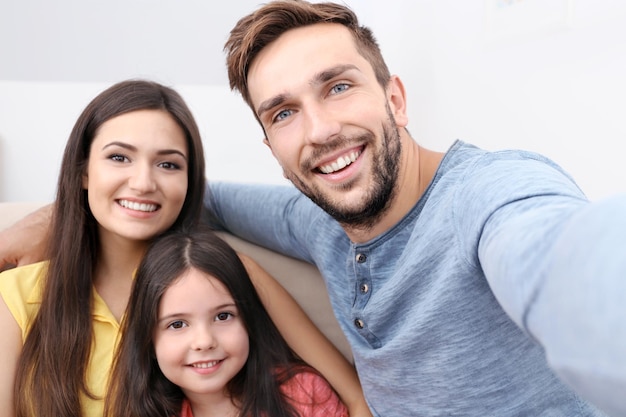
[441,140,561,173]
[438,141,580,196]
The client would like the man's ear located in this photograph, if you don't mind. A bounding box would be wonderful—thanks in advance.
[263,137,276,158]
[387,75,409,128]
[263,137,288,179]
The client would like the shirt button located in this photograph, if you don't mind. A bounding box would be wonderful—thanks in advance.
[354,318,364,329]
[360,283,369,293]
[356,253,367,263]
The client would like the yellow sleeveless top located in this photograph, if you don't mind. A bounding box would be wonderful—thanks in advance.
[0,261,121,417]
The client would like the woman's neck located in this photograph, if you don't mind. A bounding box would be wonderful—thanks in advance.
[93,232,149,321]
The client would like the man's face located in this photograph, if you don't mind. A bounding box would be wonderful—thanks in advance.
[248,23,407,229]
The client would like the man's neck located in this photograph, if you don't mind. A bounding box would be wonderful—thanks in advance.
[344,139,444,243]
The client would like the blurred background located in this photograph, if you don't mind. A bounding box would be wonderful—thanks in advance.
[1,0,624,202]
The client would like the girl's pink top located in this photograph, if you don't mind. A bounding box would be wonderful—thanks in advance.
[179,369,349,417]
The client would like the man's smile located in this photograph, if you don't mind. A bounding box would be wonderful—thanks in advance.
[318,148,363,174]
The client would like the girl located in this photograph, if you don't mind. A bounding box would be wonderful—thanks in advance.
[105,226,348,417]
[0,79,369,417]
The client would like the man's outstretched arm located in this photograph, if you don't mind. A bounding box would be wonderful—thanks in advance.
[0,204,52,271]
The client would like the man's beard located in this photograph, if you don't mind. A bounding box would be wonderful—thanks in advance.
[285,105,402,231]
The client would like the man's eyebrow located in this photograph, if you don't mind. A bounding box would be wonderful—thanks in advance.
[314,64,359,85]
[256,64,360,118]
[257,93,289,119]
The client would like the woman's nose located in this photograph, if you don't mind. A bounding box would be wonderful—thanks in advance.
[128,164,157,193]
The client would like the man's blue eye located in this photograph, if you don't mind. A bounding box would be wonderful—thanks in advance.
[331,83,349,94]
[275,109,292,122]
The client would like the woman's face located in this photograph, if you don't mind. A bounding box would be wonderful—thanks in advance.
[83,109,189,244]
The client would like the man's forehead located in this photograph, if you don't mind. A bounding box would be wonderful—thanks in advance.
[247,23,362,98]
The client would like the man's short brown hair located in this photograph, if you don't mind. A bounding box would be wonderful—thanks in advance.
[224,0,391,111]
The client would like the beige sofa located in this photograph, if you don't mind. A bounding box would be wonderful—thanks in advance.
[0,201,352,361]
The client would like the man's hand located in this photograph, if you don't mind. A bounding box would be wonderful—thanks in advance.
[0,204,52,271]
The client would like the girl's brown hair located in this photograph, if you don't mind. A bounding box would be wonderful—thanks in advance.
[104,227,307,417]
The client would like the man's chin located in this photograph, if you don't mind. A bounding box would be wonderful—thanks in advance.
[288,175,385,225]
[312,198,379,227]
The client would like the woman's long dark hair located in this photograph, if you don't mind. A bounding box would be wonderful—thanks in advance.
[15,79,206,417]
[104,227,306,417]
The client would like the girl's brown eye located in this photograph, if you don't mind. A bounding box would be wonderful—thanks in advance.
[168,320,186,329]
[216,312,233,321]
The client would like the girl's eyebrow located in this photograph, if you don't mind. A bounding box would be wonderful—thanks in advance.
[157,313,187,326]
[157,303,238,322]
[101,141,187,160]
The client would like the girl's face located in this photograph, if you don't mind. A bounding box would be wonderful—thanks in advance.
[83,109,189,245]
[153,268,250,404]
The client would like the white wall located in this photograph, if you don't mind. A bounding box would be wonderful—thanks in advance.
[1,0,625,202]
[0,81,285,202]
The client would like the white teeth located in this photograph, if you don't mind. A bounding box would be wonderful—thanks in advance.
[192,360,220,368]
[118,199,158,212]
[319,150,361,174]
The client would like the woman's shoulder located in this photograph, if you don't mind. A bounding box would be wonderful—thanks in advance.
[0,261,48,327]
[0,261,48,292]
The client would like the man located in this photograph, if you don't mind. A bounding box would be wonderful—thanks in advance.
[211,1,624,415]
[1,1,625,416]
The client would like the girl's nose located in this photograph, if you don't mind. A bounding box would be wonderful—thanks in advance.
[190,326,216,351]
